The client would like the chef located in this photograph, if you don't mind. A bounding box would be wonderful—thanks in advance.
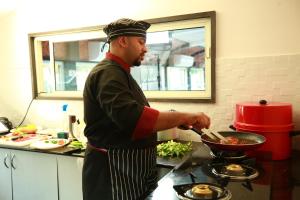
[82,18,210,200]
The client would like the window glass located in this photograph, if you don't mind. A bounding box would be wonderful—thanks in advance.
[133,27,205,91]
[52,40,106,91]
[30,12,215,101]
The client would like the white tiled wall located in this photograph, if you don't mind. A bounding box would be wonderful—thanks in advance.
[1,0,300,149]
[2,54,300,147]
[152,54,300,146]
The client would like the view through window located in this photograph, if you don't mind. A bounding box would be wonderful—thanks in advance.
[30,12,215,101]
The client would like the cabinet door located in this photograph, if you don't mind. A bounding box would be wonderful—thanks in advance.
[11,150,58,200]
[0,148,12,200]
[57,156,83,200]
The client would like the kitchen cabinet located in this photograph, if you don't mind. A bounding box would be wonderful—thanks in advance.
[0,148,58,200]
[57,155,83,200]
[0,148,12,200]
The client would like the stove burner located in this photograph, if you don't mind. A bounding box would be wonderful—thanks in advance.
[210,149,247,160]
[189,184,213,199]
[211,163,259,181]
[173,182,232,200]
[224,164,245,176]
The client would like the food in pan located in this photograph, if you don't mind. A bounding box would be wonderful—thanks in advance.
[220,136,257,145]
[220,136,239,144]
[225,164,245,175]
[191,184,213,198]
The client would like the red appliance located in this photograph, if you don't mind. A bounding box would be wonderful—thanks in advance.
[234,100,293,160]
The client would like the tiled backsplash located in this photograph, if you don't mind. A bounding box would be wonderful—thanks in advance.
[4,54,300,148]
[155,54,300,147]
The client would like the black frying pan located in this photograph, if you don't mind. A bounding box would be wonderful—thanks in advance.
[192,129,266,151]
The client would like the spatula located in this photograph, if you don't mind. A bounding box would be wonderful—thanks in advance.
[192,128,228,143]
[206,129,228,143]
[191,128,216,140]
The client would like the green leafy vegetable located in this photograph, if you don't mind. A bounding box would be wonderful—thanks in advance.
[68,140,85,149]
[157,140,192,158]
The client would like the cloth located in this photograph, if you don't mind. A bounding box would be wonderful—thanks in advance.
[82,146,113,200]
[103,18,150,42]
[83,145,157,200]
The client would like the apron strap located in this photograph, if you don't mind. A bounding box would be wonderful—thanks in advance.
[87,143,108,154]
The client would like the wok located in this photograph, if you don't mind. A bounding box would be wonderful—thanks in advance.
[192,129,266,151]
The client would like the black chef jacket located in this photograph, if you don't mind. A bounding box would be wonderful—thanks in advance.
[82,52,159,200]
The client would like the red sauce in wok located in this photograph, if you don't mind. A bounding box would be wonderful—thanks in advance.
[219,136,257,145]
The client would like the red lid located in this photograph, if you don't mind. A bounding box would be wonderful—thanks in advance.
[234,100,293,132]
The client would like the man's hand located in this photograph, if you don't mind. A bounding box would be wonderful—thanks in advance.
[153,111,210,133]
[180,112,210,130]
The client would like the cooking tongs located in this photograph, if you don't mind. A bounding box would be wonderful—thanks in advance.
[170,106,229,142]
[192,128,228,143]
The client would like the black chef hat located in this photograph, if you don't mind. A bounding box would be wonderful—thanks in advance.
[103,18,151,42]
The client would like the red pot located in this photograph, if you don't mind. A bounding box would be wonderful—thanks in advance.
[233,100,293,160]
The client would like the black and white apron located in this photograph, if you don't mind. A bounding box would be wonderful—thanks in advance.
[107,147,157,200]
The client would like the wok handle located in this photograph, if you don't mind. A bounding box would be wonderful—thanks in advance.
[179,124,203,136]
[290,130,300,137]
[191,128,204,136]
[229,125,236,131]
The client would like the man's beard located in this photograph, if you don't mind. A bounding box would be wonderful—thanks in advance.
[133,55,143,66]
[133,59,141,66]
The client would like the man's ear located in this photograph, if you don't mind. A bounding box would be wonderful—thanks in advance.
[118,36,128,48]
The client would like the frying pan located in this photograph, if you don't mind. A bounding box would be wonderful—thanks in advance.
[192,129,266,151]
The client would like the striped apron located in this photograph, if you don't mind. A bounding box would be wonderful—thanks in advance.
[107,147,158,200]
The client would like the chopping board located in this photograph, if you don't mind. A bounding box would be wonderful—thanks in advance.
[43,146,82,154]
[156,153,191,167]
[156,141,199,167]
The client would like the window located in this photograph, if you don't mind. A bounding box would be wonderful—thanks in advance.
[29,12,215,102]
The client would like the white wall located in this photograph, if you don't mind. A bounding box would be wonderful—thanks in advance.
[1,0,300,146]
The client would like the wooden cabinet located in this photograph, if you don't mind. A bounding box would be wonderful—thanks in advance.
[0,148,58,200]
[57,155,83,200]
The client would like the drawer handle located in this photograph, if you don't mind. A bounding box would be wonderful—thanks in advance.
[11,154,16,169]
[4,154,9,168]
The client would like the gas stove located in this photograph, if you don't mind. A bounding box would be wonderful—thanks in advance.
[148,143,300,200]
[171,149,270,200]
[206,149,260,182]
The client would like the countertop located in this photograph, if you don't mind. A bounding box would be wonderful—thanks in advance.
[0,143,85,157]
[0,140,201,159]
[3,141,300,200]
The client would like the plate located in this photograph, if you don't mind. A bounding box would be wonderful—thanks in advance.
[0,133,50,147]
[30,139,70,150]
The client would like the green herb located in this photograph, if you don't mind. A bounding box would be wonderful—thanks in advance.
[157,140,192,158]
[68,140,84,149]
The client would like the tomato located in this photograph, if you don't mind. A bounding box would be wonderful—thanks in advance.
[220,136,239,145]
[14,136,30,142]
[58,140,65,145]
[12,132,20,136]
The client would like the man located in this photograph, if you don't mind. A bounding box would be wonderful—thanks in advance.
[82,18,210,200]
